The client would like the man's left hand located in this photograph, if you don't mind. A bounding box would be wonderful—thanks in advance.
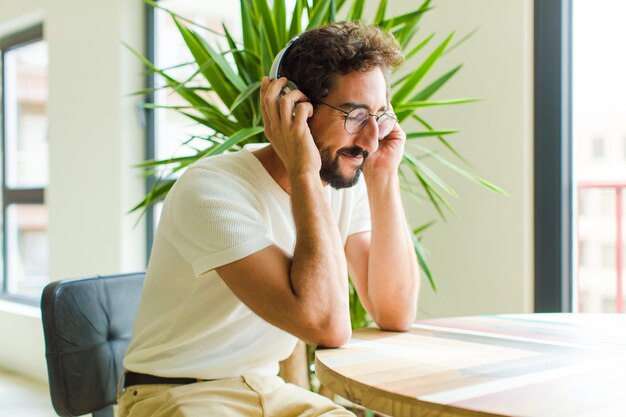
[363,116,406,177]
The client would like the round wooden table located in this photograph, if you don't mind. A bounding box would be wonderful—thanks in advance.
[315,314,626,417]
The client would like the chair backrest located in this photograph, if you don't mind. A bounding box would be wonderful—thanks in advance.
[41,272,145,417]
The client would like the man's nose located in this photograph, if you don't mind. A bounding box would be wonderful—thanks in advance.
[355,117,379,154]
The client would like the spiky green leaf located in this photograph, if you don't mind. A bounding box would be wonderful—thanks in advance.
[405,130,458,139]
[393,33,454,104]
[207,126,265,156]
[346,0,365,21]
[374,0,387,25]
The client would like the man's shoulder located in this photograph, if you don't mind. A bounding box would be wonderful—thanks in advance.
[168,147,271,206]
[182,148,261,186]
[190,147,255,173]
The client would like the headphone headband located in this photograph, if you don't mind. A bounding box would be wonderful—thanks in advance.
[269,35,301,80]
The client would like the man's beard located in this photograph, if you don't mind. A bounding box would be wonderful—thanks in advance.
[319,146,369,189]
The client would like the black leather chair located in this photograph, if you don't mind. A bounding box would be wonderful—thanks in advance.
[41,272,145,417]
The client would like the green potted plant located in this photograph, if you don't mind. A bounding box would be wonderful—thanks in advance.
[127,0,502,397]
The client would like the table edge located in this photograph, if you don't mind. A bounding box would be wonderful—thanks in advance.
[314,353,504,417]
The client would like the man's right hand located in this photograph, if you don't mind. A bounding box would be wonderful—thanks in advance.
[211,77,352,348]
[260,76,321,179]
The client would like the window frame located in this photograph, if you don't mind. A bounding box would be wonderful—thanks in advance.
[0,24,46,304]
[144,3,157,261]
[533,0,573,312]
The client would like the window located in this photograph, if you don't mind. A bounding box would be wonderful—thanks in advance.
[145,2,241,254]
[599,242,615,269]
[578,240,588,267]
[577,190,587,216]
[591,136,605,160]
[599,189,614,217]
[0,25,48,301]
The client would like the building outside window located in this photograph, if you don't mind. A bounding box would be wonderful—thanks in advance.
[573,0,626,313]
[0,25,48,301]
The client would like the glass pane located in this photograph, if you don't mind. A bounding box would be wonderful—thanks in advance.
[6,204,48,297]
[154,1,242,178]
[576,189,618,313]
[573,1,626,313]
[4,40,49,188]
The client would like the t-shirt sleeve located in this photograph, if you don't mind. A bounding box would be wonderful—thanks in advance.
[167,167,273,277]
[348,177,372,236]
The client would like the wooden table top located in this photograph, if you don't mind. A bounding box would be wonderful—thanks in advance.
[315,314,626,417]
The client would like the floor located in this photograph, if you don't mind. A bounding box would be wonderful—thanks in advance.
[0,368,58,417]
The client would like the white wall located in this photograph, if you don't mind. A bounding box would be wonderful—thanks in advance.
[386,0,534,318]
[0,0,146,382]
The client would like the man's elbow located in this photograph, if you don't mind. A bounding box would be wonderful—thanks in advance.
[315,324,352,347]
[301,313,352,347]
[374,311,415,332]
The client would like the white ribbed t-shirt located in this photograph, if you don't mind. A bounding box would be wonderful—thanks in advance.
[123,144,371,379]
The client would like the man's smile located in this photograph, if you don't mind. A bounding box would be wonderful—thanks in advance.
[339,146,369,164]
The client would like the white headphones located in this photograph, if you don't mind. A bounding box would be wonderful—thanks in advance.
[269,35,300,96]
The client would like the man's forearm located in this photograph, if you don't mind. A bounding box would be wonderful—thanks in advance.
[289,172,351,345]
[366,173,420,330]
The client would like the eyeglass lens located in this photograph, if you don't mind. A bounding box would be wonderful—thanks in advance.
[345,108,396,137]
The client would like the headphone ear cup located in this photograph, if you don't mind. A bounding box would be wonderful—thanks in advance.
[269,35,301,95]
[280,80,298,96]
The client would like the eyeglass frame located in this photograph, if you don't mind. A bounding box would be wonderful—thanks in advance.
[319,102,398,136]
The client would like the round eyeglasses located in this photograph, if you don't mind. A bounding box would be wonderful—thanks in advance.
[320,102,398,138]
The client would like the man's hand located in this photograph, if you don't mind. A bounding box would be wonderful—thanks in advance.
[363,108,406,178]
[212,77,353,347]
[347,114,420,331]
[260,76,320,178]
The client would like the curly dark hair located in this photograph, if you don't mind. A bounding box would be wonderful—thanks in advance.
[280,21,404,104]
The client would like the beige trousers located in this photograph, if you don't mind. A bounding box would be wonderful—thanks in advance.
[117,374,355,417]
